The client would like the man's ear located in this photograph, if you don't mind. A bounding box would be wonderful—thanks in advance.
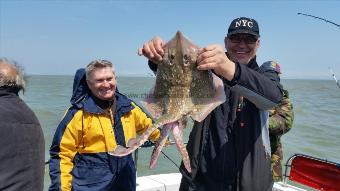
[256,38,261,46]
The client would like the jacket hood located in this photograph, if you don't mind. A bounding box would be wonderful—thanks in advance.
[70,68,89,107]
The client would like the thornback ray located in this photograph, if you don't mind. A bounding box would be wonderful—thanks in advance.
[108,31,226,173]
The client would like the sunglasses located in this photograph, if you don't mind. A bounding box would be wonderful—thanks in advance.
[228,34,258,44]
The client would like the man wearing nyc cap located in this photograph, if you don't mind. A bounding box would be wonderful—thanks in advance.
[138,16,283,191]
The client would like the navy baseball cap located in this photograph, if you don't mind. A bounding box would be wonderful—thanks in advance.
[261,61,281,74]
[227,17,260,38]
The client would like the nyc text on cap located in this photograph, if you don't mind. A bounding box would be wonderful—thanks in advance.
[227,17,260,37]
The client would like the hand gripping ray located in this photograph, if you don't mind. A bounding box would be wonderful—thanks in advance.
[109,31,226,173]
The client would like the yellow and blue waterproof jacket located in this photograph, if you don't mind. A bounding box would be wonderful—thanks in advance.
[49,69,160,191]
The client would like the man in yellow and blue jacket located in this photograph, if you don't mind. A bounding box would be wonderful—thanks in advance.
[49,60,160,191]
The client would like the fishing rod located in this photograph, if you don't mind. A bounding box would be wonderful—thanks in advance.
[132,140,184,171]
[298,13,340,87]
[328,67,340,88]
[297,12,340,29]
[160,150,181,169]
[45,140,185,169]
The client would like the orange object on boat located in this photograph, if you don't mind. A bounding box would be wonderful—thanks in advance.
[285,154,340,191]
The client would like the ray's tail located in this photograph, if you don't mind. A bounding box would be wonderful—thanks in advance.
[108,115,176,157]
[108,123,159,157]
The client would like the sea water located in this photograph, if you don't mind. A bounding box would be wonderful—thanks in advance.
[21,76,340,190]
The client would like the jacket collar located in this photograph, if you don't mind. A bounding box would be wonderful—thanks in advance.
[82,91,134,115]
[246,57,259,70]
[0,87,19,97]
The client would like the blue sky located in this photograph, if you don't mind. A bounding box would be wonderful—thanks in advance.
[1,0,340,79]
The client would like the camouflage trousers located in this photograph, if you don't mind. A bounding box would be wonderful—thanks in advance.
[271,143,283,182]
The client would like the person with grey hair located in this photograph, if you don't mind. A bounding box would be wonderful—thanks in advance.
[49,59,161,191]
[0,58,45,191]
[0,58,26,91]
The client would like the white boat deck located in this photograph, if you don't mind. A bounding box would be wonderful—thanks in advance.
[136,173,307,191]
[273,182,307,191]
[137,173,181,191]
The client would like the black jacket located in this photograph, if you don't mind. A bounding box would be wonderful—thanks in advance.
[150,57,283,191]
[0,87,45,191]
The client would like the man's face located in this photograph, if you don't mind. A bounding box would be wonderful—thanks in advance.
[225,33,260,65]
[87,67,116,101]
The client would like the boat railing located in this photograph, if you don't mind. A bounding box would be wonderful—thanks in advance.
[283,153,340,190]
